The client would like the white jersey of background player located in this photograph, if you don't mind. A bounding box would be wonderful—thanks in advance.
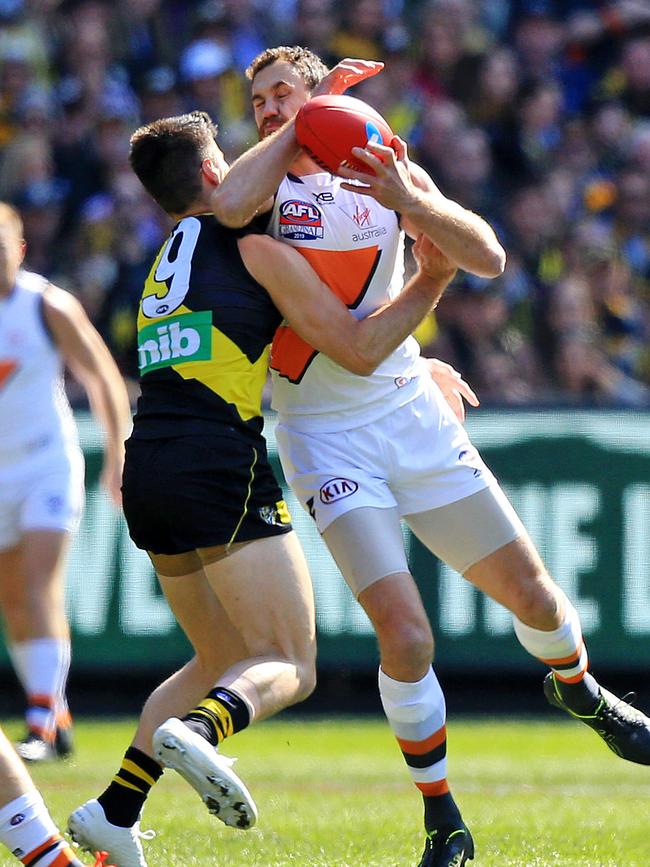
[212,52,650,867]
[0,203,131,764]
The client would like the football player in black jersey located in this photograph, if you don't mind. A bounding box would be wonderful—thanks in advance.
[67,110,461,866]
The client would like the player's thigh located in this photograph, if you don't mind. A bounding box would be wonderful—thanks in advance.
[323,505,432,656]
[0,543,23,613]
[406,485,552,611]
[464,534,556,625]
[405,485,525,578]
[0,530,70,612]
[21,452,84,538]
[323,506,409,598]
[156,565,248,673]
[201,531,316,663]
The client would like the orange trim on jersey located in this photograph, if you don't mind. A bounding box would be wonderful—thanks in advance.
[21,835,61,864]
[297,246,381,306]
[397,725,446,756]
[416,779,449,797]
[0,359,18,389]
[554,665,589,684]
[270,246,381,383]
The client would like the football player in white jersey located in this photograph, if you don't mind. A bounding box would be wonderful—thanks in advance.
[212,48,650,867]
[0,203,132,763]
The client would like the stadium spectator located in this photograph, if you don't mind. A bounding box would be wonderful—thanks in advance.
[1,0,649,406]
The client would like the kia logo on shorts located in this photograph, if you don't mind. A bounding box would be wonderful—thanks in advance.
[10,813,25,826]
[319,478,359,504]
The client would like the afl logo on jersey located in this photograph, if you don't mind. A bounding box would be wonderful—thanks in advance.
[279,199,324,240]
[319,477,359,504]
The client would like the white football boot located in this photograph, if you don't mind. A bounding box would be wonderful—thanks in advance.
[152,717,258,829]
[68,799,154,867]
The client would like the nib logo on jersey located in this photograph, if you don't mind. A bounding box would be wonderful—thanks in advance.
[138,310,212,374]
[319,477,359,504]
[279,199,324,240]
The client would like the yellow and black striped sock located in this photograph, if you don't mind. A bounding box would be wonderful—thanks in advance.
[182,687,250,747]
[97,747,163,827]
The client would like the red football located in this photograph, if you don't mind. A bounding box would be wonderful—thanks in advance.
[295,94,395,176]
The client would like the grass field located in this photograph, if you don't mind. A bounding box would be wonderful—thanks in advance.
[4,715,650,866]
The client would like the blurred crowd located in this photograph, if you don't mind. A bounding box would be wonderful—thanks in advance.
[1,0,649,406]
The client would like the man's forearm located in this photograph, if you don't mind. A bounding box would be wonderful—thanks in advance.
[355,269,453,369]
[86,371,132,460]
[403,191,506,278]
[211,122,301,227]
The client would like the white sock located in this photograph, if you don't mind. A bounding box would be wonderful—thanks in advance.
[8,639,71,738]
[379,666,449,792]
[0,789,69,865]
[513,595,588,682]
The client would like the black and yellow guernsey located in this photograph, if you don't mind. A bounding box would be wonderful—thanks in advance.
[131,214,281,441]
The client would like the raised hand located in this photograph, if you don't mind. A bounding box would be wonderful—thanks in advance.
[338,137,430,213]
[313,58,384,97]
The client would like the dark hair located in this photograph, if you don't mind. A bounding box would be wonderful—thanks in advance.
[246,45,328,90]
[129,111,219,214]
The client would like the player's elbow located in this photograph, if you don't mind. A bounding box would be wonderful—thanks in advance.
[347,350,380,376]
[211,191,251,229]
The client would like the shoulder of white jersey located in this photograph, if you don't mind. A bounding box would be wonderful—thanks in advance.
[16,268,49,295]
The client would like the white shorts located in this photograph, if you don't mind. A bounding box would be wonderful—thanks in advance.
[0,438,84,550]
[275,381,495,533]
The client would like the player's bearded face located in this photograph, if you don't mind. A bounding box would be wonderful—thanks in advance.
[252,61,311,140]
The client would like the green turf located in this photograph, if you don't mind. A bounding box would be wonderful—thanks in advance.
[4,716,650,866]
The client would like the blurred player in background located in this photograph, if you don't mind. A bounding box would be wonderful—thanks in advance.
[212,47,650,867]
[67,110,459,867]
[0,204,132,763]
[0,724,112,866]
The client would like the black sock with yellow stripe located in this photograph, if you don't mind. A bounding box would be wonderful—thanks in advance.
[182,687,250,746]
[97,747,163,827]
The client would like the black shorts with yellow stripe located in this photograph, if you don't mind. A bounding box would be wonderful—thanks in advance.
[122,433,292,555]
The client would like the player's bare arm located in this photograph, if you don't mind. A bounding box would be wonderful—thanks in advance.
[337,138,506,278]
[238,233,454,375]
[210,122,297,228]
[43,284,132,506]
[211,58,383,229]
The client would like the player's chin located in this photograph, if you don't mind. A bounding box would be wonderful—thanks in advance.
[261,123,285,138]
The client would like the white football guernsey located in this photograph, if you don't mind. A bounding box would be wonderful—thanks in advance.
[0,270,78,461]
[268,172,425,432]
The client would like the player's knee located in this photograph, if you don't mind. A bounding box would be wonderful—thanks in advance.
[380,619,434,674]
[0,593,32,626]
[508,573,560,630]
[294,659,317,704]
